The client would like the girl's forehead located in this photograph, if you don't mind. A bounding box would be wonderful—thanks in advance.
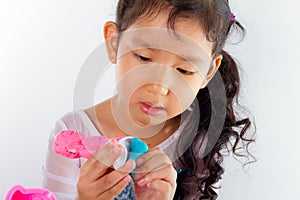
[126,11,213,55]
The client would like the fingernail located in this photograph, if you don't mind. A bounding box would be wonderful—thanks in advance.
[113,147,120,154]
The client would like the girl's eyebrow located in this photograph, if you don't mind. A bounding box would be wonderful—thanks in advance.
[132,38,202,64]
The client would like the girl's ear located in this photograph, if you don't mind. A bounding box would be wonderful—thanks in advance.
[200,55,223,89]
[103,21,119,64]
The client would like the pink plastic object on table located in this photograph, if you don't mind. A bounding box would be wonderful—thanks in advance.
[5,185,57,200]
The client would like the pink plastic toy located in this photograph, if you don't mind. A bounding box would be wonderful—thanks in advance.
[53,130,130,168]
[53,130,128,159]
[53,130,113,158]
[5,185,57,200]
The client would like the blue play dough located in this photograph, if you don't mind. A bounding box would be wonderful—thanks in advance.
[128,137,148,179]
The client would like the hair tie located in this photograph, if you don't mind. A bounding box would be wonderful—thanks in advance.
[231,12,236,22]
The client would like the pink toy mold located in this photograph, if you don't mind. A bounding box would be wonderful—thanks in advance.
[5,185,56,200]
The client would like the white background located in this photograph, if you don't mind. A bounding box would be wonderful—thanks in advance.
[0,0,299,199]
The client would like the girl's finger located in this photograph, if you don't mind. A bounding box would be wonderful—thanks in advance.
[133,148,163,179]
[95,159,136,196]
[136,164,177,188]
[134,153,171,179]
[80,139,116,172]
[135,147,162,167]
[80,139,124,181]
[87,146,124,181]
[99,175,132,199]
[146,179,173,199]
[133,163,167,181]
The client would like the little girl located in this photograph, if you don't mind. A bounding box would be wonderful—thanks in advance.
[42,0,255,199]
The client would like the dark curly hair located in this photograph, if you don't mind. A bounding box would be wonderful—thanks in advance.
[115,0,256,199]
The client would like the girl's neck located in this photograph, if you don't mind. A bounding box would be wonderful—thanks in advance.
[84,96,181,148]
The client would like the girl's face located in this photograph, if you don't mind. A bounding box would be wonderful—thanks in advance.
[104,11,222,128]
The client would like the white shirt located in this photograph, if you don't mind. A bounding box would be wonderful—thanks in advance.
[41,101,197,200]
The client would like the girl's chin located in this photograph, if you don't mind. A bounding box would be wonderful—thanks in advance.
[131,115,160,127]
[128,114,168,129]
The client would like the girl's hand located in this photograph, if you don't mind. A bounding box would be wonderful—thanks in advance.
[133,147,177,200]
[76,139,136,200]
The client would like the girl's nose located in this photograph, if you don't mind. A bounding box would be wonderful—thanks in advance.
[145,83,169,95]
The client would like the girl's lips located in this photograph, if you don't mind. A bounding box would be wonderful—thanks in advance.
[139,102,165,116]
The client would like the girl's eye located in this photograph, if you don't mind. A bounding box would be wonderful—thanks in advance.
[134,53,194,75]
[176,68,195,75]
[134,53,150,62]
